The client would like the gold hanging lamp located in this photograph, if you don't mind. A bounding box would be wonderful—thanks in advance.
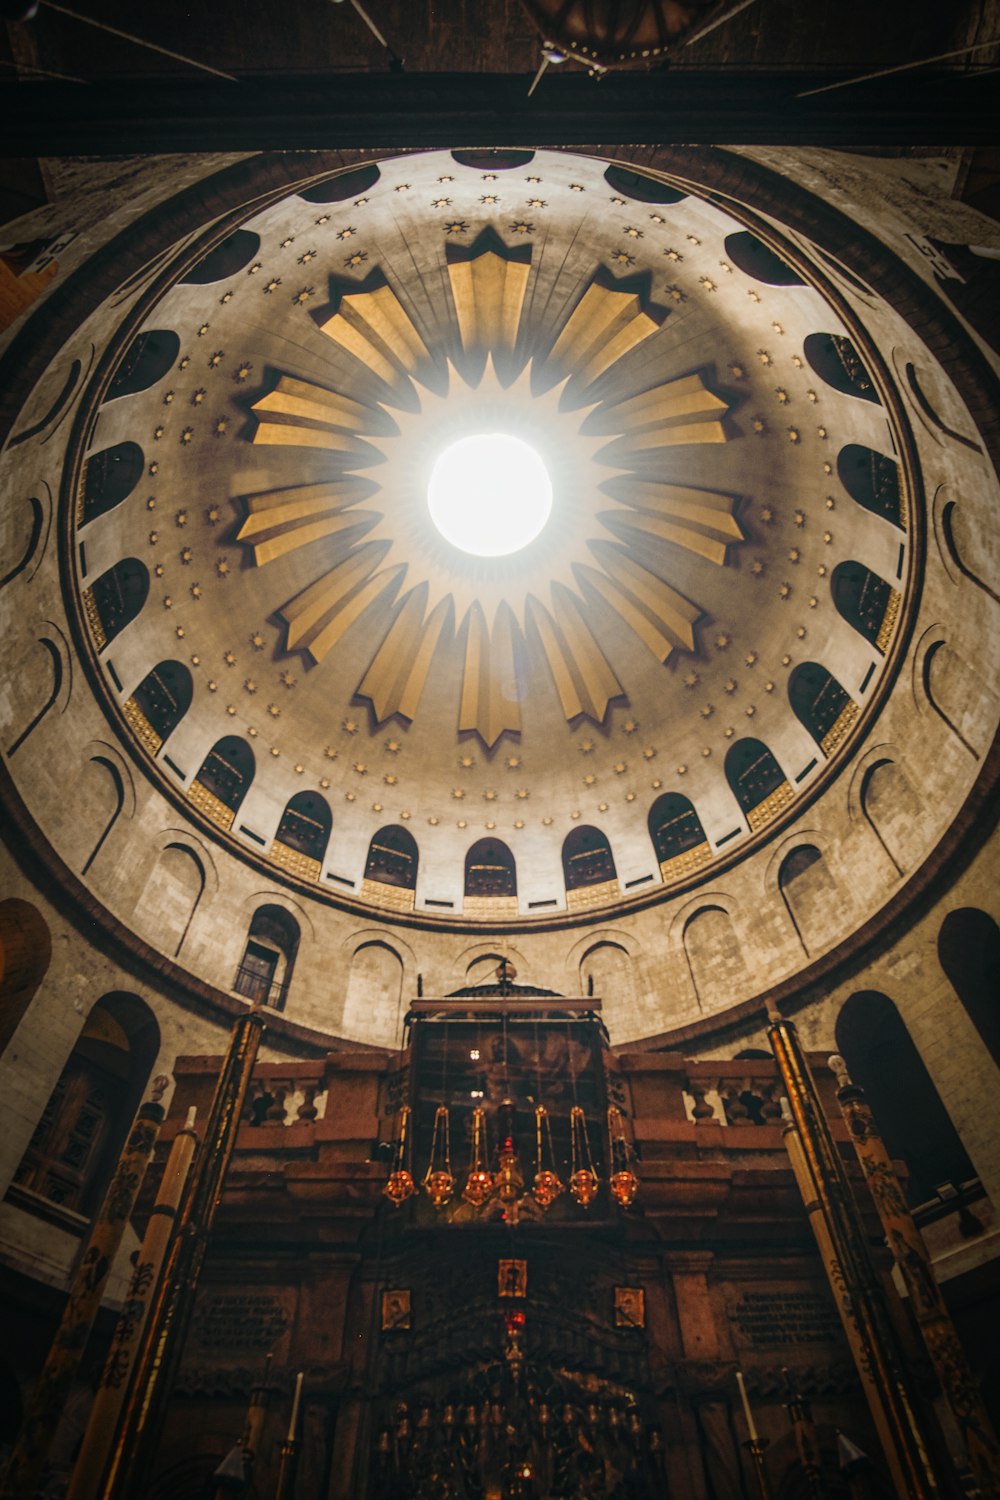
[532,1105,564,1208]
[608,1105,640,1208]
[424,1104,455,1208]
[569,1104,600,1207]
[383,1104,416,1206]
[494,1097,525,1208]
[462,1105,493,1207]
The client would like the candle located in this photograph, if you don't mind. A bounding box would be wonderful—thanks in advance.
[736,1369,759,1441]
[287,1371,304,1442]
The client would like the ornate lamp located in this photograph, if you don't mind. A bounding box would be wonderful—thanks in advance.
[608,1105,640,1208]
[383,1104,416,1206]
[532,1105,564,1208]
[569,1105,600,1207]
[494,1098,525,1206]
[462,1106,494,1206]
[424,1104,455,1207]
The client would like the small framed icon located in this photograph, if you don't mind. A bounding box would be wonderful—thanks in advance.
[381,1288,412,1331]
[614,1286,645,1328]
[498,1259,528,1298]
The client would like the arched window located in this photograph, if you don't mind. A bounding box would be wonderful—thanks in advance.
[181,229,261,284]
[832,561,898,652]
[12,993,159,1217]
[105,331,180,401]
[725,738,791,830]
[464,838,517,899]
[938,910,1000,1068]
[272,791,332,880]
[80,444,144,526]
[365,825,419,890]
[722,230,803,286]
[128,660,192,750]
[234,905,299,1011]
[778,845,836,956]
[803,333,879,402]
[835,991,974,1205]
[190,737,254,829]
[562,826,617,893]
[86,558,149,648]
[454,149,535,172]
[837,444,904,527]
[648,792,709,872]
[299,164,381,203]
[604,164,686,204]
[788,661,857,755]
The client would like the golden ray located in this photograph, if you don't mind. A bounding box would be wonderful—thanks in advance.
[606,373,728,432]
[250,375,378,453]
[357,588,452,723]
[236,479,377,565]
[459,602,521,747]
[318,282,430,384]
[448,246,530,359]
[601,480,743,566]
[547,280,663,386]
[278,544,402,664]
[582,544,701,657]
[528,587,623,722]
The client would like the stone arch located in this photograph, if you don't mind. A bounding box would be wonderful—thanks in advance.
[933,489,1000,604]
[180,228,261,284]
[464,838,517,899]
[129,659,193,751]
[724,738,790,830]
[134,841,207,958]
[105,330,180,400]
[274,790,333,878]
[0,899,51,1055]
[788,661,856,756]
[6,631,69,756]
[722,229,804,285]
[837,444,904,528]
[234,904,301,1011]
[80,442,145,525]
[835,991,974,1205]
[938,909,1000,1069]
[914,628,994,760]
[0,492,47,590]
[682,904,750,1011]
[81,754,128,875]
[87,557,149,648]
[579,938,639,1037]
[342,939,405,1046]
[777,844,836,957]
[858,755,922,877]
[562,825,617,891]
[803,332,879,401]
[831,560,897,652]
[12,991,160,1218]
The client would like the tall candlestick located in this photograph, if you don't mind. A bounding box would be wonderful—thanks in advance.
[736,1370,759,1440]
[287,1372,304,1443]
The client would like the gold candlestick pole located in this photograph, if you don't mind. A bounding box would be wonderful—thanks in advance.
[743,1439,774,1500]
[783,1369,828,1499]
[274,1371,304,1500]
[769,1008,941,1500]
[829,1055,1000,1499]
[0,1079,168,1500]
[67,1106,199,1500]
[100,1006,267,1500]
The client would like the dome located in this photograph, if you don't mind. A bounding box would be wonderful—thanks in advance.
[1,144,997,1049]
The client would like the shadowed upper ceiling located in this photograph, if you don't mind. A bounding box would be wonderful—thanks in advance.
[68,148,913,920]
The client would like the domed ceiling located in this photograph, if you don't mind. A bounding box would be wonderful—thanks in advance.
[68,148,914,923]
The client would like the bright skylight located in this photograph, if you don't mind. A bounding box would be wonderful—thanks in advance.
[427,433,553,557]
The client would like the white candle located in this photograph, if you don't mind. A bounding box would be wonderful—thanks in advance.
[287,1371,304,1442]
[736,1369,758,1441]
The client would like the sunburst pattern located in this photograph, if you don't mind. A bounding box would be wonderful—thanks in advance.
[236,242,743,747]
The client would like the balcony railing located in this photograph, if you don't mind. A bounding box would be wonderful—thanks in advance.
[232,963,288,1011]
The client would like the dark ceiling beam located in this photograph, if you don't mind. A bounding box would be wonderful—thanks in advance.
[0,69,992,154]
